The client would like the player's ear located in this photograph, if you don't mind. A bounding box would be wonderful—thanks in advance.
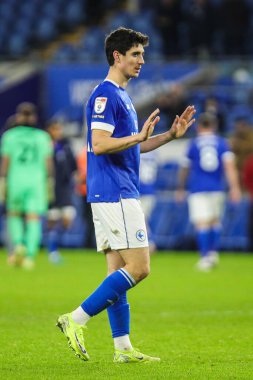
[113,50,120,63]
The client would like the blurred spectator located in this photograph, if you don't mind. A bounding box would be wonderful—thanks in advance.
[176,112,241,271]
[76,147,94,248]
[0,103,53,269]
[183,0,217,57]
[229,117,253,187]
[242,154,253,252]
[46,120,77,264]
[203,96,226,135]
[154,0,181,57]
[139,150,159,253]
[220,0,251,56]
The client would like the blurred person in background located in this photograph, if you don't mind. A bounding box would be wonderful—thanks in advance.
[242,153,253,252]
[75,147,94,248]
[139,150,158,253]
[182,0,217,57]
[176,112,241,271]
[229,117,253,185]
[0,103,53,269]
[46,120,77,264]
[154,0,181,57]
[220,0,250,56]
[203,96,226,135]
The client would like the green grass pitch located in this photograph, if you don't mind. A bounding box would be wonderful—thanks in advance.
[0,249,253,379]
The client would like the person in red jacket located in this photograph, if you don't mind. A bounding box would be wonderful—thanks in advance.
[242,153,253,251]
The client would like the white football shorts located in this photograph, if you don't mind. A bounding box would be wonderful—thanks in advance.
[48,206,76,222]
[91,198,148,252]
[188,191,225,224]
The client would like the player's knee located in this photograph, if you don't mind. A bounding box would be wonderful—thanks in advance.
[133,265,150,282]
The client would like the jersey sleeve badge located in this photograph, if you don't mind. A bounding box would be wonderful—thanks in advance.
[94,97,107,114]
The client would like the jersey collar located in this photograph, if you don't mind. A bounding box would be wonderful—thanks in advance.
[104,79,120,88]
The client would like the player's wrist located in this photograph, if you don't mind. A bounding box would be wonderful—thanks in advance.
[164,131,175,142]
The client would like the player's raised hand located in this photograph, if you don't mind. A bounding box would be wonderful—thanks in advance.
[139,108,160,141]
[169,106,196,139]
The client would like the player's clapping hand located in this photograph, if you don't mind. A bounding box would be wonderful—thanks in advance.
[169,106,196,139]
[139,108,160,141]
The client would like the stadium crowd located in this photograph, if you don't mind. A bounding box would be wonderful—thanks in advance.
[1,0,253,60]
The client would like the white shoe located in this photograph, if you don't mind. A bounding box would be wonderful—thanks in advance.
[196,257,213,272]
[22,257,35,270]
[49,251,63,264]
[208,251,219,266]
[12,244,26,267]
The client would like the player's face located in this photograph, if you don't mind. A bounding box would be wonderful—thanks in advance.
[119,44,145,79]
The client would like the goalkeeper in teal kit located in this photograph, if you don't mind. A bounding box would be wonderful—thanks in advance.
[56,27,196,363]
[0,106,53,269]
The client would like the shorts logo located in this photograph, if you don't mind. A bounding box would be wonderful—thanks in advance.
[136,229,146,242]
[94,97,107,114]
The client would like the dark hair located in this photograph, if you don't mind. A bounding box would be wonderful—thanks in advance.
[105,27,149,66]
[198,112,218,129]
[46,119,61,130]
[16,102,37,117]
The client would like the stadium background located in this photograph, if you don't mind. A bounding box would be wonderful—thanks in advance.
[1,0,253,251]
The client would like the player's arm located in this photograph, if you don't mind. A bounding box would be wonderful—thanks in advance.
[175,165,190,202]
[92,109,160,155]
[223,155,241,202]
[0,155,9,203]
[140,106,196,153]
[45,153,55,203]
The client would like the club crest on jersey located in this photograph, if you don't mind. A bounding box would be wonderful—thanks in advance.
[94,97,107,114]
[136,229,146,242]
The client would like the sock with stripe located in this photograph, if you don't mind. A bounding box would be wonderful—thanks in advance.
[81,268,135,318]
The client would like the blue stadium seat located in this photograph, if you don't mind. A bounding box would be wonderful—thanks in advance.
[7,34,29,58]
[150,198,192,249]
[156,162,179,191]
[61,0,83,28]
[220,198,249,251]
[107,11,133,30]
[149,197,249,251]
[53,43,77,61]
[35,18,57,43]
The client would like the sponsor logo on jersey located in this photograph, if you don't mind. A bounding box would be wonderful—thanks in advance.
[94,97,107,114]
[92,114,105,119]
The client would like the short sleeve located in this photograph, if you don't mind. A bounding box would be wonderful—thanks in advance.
[220,138,234,162]
[0,131,12,156]
[91,90,117,134]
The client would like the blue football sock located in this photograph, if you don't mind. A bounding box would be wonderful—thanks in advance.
[81,269,135,317]
[196,228,211,257]
[107,292,130,338]
[210,224,221,251]
[47,225,60,253]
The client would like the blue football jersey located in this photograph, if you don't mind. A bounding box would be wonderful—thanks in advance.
[183,133,234,193]
[86,80,140,202]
